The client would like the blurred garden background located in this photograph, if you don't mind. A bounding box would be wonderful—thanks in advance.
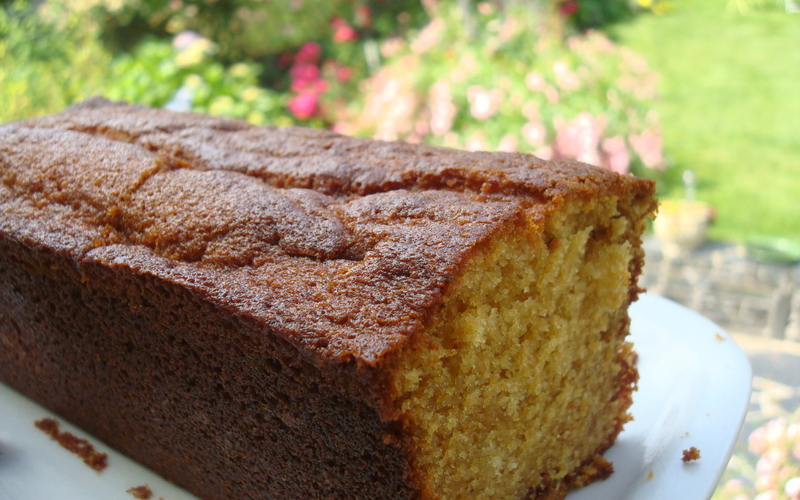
[2,0,799,244]
[2,0,799,498]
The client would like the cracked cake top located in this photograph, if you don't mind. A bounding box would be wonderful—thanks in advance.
[0,98,654,367]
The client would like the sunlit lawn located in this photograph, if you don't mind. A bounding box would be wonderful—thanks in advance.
[612,0,800,243]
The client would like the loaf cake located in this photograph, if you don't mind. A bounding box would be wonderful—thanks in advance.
[0,98,656,499]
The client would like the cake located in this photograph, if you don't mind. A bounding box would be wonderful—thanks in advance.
[0,98,656,499]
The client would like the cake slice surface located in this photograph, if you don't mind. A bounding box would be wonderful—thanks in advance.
[0,98,656,499]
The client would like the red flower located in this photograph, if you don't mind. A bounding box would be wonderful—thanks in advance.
[288,92,319,120]
[290,63,321,91]
[277,50,294,69]
[334,64,353,83]
[295,41,321,65]
[559,0,579,16]
[331,17,358,43]
[355,6,372,28]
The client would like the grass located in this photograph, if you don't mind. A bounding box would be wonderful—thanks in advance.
[611,0,800,243]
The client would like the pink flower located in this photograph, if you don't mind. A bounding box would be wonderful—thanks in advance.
[289,60,327,95]
[295,41,321,65]
[750,425,768,455]
[465,133,488,152]
[525,71,547,92]
[522,101,541,121]
[331,122,350,135]
[601,136,630,174]
[722,479,746,493]
[522,122,547,147]
[290,63,321,88]
[553,60,580,91]
[467,86,503,121]
[534,145,553,160]
[629,129,665,170]
[559,0,579,16]
[554,113,606,166]
[173,30,204,51]
[332,18,358,43]
[428,81,457,136]
[381,37,405,58]
[477,2,494,15]
[356,71,419,141]
[587,30,616,52]
[334,65,353,83]
[786,477,800,500]
[355,6,372,28]
[410,18,444,54]
[754,491,779,500]
[765,417,788,445]
[756,449,783,485]
[497,134,518,152]
[413,120,429,140]
[544,85,561,104]
[788,422,799,440]
[443,132,460,149]
[497,16,520,41]
[291,78,327,95]
[288,92,319,120]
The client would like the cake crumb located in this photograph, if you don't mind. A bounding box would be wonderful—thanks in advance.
[646,470,654,479]
[34,418,108,471]
[682,447,701,463]
[126,485,153,499]
[714,332,726,342]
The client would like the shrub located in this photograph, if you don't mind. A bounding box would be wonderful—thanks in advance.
[3,0,665,182]
[0,0,113,122]
[82,0,429,63]
[104,33,292,126]
[333,1,666,179]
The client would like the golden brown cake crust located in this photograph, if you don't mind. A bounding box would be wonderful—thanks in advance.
[0,99,656,499]
[2,97,654,370]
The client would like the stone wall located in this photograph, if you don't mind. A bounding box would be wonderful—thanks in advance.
[640,237,800,341]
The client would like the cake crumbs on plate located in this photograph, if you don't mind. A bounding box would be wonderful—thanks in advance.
[126,485,153,499]
[646,470,654,479]
[682,446,701,463]
[714,332,726,341]
[34,417,108,471]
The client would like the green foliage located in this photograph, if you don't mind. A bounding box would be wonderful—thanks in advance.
[104,36,292,125]
[571,0,636,30]
[3,0,667,184]
[86,0,429,62]
[0,0,113,122]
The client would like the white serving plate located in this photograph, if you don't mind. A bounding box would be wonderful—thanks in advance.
[0,294,752,500]
[568,294,752,499]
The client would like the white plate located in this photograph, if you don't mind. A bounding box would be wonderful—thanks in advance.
[568,294,752,499]
[0,294,752,500]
